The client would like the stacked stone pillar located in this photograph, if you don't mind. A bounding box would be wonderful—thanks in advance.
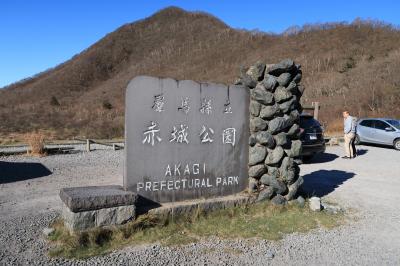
[236,59,305,204]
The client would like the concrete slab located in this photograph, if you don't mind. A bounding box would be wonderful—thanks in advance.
[60,185,138,212]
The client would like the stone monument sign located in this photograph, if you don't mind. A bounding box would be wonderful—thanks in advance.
[124,76,249,203]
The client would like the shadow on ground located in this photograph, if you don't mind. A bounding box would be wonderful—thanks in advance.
[0,161,52,184]
[304,152,339,164]
[301,169,355,197]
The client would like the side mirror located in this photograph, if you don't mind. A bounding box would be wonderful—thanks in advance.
[385,127,394,132]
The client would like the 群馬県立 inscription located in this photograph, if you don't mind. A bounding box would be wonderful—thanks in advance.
[124,76,249,203]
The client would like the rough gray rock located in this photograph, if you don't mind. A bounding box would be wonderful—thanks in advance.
[251,85,274,105]
[263,74,278,92]
[277,72,292,87]
[280,157,299,184]
[248,177,259,193]
[250,117,268,132]
[267,166,280,179]
[260,175,287,195]
[256,187,274,202]
[249,145,267,166]
[266,59,296,76]
[259,103,280,120]
[249,165,267,178]
[279,97,296,114]
[321,202,343,214]
[284,140,302,158]
[265,146,284,165]
[246,61,266,81]
[274,132,288,147]
[249,134,257,146]
[250,100,261,117]
[42,227,55,237]
[296,196,305,208]
[268,117,290,134]
[285,176,303,200]
[271,194,287,205]
[293,72,302,83]
[274,87,292,103]
[255,131,275,148]
[309,197,322,211]
[287,123,300,138]
[240,74,257,88]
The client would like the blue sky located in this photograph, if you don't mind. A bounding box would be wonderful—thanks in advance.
[1,0,399,88]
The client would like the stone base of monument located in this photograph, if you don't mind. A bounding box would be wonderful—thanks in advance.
[60,185,138,231]
[147,193,256,219]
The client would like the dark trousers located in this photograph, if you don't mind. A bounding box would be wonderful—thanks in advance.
[350,136,357,157]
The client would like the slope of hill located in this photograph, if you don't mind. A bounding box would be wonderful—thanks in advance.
[1,7,400,139]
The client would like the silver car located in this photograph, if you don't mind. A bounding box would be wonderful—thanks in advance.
[355,118,400,150]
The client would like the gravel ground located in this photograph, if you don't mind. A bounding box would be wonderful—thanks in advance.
[0,144,399,265]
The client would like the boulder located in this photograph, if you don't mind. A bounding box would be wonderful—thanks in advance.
[266,59,296,76]
[277,72,292,87]
[249,164,267,178]
[267,166,280,179]
[296,196,305,208]
[260,174,287,195]
[287,123,300,138]
[240,75,257,88]
[246,61,266,81]
[271,194,287,205]
[43,227,55,237]
[255,131,275,148]
[293,71,302,83]
[286,81,299,94]
[263,74,278,92]
[265,146,284,166]
[284,140,302,158]
[297,85,305,96]
[273,132,288,146]
[249,145,267,166]
[285,176,303,200]
[268,117,290,134]
[249,134,257,146]
[251,86,275,105]
[256,186,274,202]
[274,87,293,103]
[279,97,296,114]
[309,197,321,211]
[248,177,259,193]
[280,157,299,184]
[250,100,261,117]
[250,117,267,132]
[259,103,280,120]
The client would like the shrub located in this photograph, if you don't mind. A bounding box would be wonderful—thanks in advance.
[24,132,46,156]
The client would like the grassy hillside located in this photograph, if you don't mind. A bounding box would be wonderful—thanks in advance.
[1,7,399,139]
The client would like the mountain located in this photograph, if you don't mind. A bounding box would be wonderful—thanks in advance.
[1,7,400,139]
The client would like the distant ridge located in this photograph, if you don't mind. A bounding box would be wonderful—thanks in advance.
[1,6,400,138]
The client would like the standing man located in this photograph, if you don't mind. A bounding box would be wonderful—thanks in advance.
[343,111,355,159]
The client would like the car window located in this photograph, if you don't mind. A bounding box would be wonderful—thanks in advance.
[374,120,390,130]
[386,120,400,130]
[300,117,320,128]
[360,120,373,128]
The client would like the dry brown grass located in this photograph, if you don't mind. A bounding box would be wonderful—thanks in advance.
[24,132,46,156]
[0,7,399,138]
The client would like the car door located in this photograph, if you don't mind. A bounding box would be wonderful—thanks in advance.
[358,119,375,142]
[373,120,395,145]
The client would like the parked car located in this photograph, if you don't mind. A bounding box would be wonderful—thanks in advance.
[299,114,326,161]
[355,118,400,150]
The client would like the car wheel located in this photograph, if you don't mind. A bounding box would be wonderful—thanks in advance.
[394,139,400,151]
[354,134,361,145]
